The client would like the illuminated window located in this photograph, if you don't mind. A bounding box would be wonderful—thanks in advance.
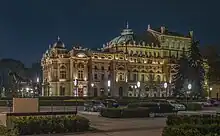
[60,66,66,79]
[78,70,83,80]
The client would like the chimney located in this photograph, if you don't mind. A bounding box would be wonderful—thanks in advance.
[147,24,151,30]
[161,26,165,33]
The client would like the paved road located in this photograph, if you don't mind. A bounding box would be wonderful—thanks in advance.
[35,128,163,136]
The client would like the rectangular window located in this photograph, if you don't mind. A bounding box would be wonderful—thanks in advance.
[141,74,145,82]
[94,74,98,80]
[101,74,105,80]
[133,73,137,81]
[78,70,83,80]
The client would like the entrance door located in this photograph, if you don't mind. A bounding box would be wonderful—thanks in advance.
[119,87,123,97]
[94,88,98,97]
[78,88,83,97]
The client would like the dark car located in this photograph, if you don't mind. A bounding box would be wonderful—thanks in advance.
[208,99,220,106]
[84,100,105,112]
[103,99,119,108]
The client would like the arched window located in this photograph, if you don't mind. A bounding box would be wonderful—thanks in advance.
[78,63,84,69]
[60,66,66,79]
[156,75,161,82]
[145,87,149,92]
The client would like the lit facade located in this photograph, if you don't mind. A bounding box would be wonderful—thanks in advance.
[41,24,193,97]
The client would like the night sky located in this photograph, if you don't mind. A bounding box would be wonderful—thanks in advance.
[0,0,219,66]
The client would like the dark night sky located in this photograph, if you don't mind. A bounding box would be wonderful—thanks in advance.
[0,0,219,66]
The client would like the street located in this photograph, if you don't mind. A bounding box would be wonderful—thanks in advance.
[1,106,220,136]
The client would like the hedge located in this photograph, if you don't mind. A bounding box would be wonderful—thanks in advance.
[163,124,220,136]
[163,115,220,136]
[127,102,175,113]
[11,115,90,135]
[182,103,203,111]
[0,125,18,136]
[100,107,151,118]
[0,100,85,107]
[166,115,220,126]
[39,100,85,106]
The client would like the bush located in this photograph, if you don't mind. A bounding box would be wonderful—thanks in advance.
[122,107,150,118]
[166,115,220,126]
[0,125,18,136]
[162,124,220,136]
[39,100,84,106]
[184,103,202,111]
[127,102,174,113]
[162,125,202,136]
[100,107,150,118]
[12,115,90,135]
[100,108,122,118]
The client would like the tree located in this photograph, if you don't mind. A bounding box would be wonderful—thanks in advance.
[172,52,189,96]
[201,45,220,83]
[188,40,205,97]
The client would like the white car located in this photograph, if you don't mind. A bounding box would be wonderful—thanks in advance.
[167,100,186,111]
[201,101,212,107]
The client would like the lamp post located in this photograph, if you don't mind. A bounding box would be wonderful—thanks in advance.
[107,80,111,97]
[209,87,212,99]
[187,83,192,105]
[164,82,168,99]
[137,81,140,98]
[35,77,39,97]
[74,79,78,114]
[91,83,94,96]
[134,85,137,97]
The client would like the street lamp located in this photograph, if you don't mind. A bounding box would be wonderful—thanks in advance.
[107,80,111,97]
[36,77,39,83]
[137,81,140,97]
[164,82,168,98]
[91,83,94,97]
[186,83,192,105]
[35,77,39,97]
[74,79,78,114]
[209,87,212,99]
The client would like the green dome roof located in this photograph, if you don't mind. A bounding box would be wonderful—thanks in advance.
[108,27,160,46]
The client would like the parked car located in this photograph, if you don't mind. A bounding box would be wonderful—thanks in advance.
[167,100,186,111]
[201,101,213,107]
[151,99,186,111]
[208,99,220,106]
[84,100,105,112]
[102,99,119,108]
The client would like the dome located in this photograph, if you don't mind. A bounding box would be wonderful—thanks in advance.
[53,36,65,48]
[108,25,159,46]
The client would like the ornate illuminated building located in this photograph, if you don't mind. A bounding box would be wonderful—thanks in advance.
[41,24,194,97]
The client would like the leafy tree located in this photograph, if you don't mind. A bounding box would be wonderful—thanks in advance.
[172,52,189,96]
[201,45,220,83]
[188,40,205,97]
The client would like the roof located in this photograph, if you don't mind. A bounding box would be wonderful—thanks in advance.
[53,36,65,48]
[108,27,159,46]
[153,27,189,37]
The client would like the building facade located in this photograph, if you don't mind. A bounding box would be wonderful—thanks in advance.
[41,24,193,97]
